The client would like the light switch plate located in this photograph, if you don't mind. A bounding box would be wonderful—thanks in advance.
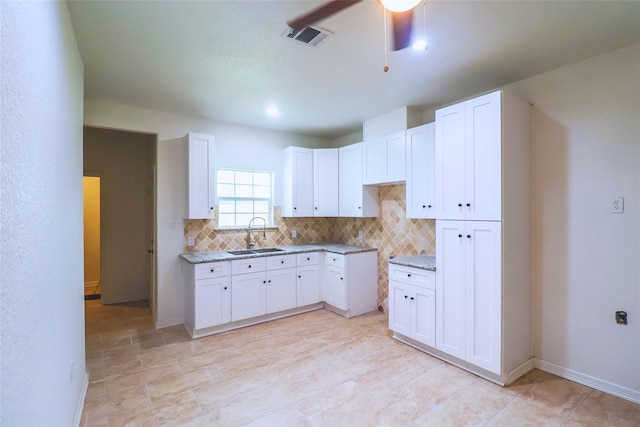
[171,218,184,229]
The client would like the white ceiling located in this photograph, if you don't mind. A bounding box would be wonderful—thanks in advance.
[68,1,640,138]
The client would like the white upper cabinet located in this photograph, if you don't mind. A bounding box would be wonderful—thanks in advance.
[185,133,215,219]
[406,123,435,219]
[339,143,378,217]
[313,148,339,217]
[282,146,314,217]
[362,131,406,185]
[435,91,502,221]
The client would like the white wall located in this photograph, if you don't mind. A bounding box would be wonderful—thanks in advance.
[1,2,87,424]
[506,43,640,400]
[83,101,329,327]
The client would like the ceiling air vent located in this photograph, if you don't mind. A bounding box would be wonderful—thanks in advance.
[283,26,332,47]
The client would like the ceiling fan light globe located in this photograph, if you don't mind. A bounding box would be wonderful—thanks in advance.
[381,0,421,13]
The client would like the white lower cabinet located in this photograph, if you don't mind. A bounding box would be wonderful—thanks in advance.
[323,251,378,317]
[183,261,231,335]
[388,264,436,347]
[296,252,321,306]
[183,248,378,337]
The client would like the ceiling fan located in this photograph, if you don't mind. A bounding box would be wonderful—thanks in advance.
[286,0,422,51]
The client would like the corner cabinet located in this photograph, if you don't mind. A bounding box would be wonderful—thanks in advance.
[362,131,406,185]
[313,148,339,217]
[434,90,533,385]
[184,133,215,219]
[406,123,435,219]
[282,146,314,217]
[339,143,378,217]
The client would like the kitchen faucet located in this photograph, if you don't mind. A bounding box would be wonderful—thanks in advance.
[246,216,266,249]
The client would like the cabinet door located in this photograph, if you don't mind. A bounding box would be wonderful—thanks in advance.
[435,220,466,360]
[435,103,466,220]
[388,281,411,336]
[187,133,215,219]
[195,277,230,329]
[266,268,297,314]
[297,264,321,306]
[283,147,314,217]
[231,272,266,321]
[339,143,364,217]
[313,148,339,216]
[406,123,435,219]
[465,221,502,374]
[465,92,502,221]
[413,287,436,347]
[323,265,347,310]
[362,131,406,185]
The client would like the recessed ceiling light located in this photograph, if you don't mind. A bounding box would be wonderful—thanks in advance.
[266,106,280,117]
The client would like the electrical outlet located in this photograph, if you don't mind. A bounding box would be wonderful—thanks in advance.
[358,230,364,240]
[291,229,297,238]
[610,197,624,213]
[187,236,195,246]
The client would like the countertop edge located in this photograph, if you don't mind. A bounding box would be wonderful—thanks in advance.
[388,255,436,271]
[180,244,378,264]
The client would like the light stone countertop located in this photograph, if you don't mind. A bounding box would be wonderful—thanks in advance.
[388,254,436,271]
[180,243,377,264]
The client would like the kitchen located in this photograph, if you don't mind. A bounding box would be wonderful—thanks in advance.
[2,1,640,425]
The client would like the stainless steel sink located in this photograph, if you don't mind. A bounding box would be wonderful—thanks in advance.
[226,248,285,256]
[251,248,285,254]
[227,250,256,256]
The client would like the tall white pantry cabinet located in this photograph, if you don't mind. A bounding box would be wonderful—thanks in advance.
[435,90,533,384]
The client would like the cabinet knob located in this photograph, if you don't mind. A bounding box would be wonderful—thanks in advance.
[210,206,213,210]
[407,274,411,277]
[467,235,471,239]
[458,203,463,207]
[248,265,252,268]
[263,280,266,284]
[315,207,318,210]
[210,269,214,272]
[340,277,344,280]
[306,257,310,261]
[281,260,284,264]
[298,275,301,278]
[410,297,415,300]
[404,295,408,299]
[466,203,471,207]
[268,280,271,283]
[428,205,432,208]
[358,206,362,209]
[422,205,426,208]
[294,207,297,210]
[458,234,463,238]
[224,286,228,290]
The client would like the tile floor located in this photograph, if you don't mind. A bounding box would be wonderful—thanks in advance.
[81,300,640,426]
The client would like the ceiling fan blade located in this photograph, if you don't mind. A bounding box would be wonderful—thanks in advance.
[287,0,363,32]
[391,9,414,51]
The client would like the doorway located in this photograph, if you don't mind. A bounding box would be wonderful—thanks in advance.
[83,176,101,300]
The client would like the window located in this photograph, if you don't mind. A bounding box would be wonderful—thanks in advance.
[217,169,273,228]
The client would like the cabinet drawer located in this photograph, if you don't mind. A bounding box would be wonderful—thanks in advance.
[195,261,230,280]
[266,254,296,270]
[231,257,267,275]
[325,253,345,268]
[389,264,435,289]
[296,252,319,266]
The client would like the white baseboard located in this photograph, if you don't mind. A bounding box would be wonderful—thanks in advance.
[534,358,640,404]
[155,316,184,329]
[73,371,89,427]
[506,358,536,385]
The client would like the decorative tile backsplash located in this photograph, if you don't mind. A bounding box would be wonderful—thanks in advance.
[184,184,435,312]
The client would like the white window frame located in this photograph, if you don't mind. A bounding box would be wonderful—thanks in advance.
[216,168,274,228]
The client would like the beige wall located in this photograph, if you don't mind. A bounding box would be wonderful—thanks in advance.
[83,176,101,284]
[84,127,155,304]
[506,42,640,398]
